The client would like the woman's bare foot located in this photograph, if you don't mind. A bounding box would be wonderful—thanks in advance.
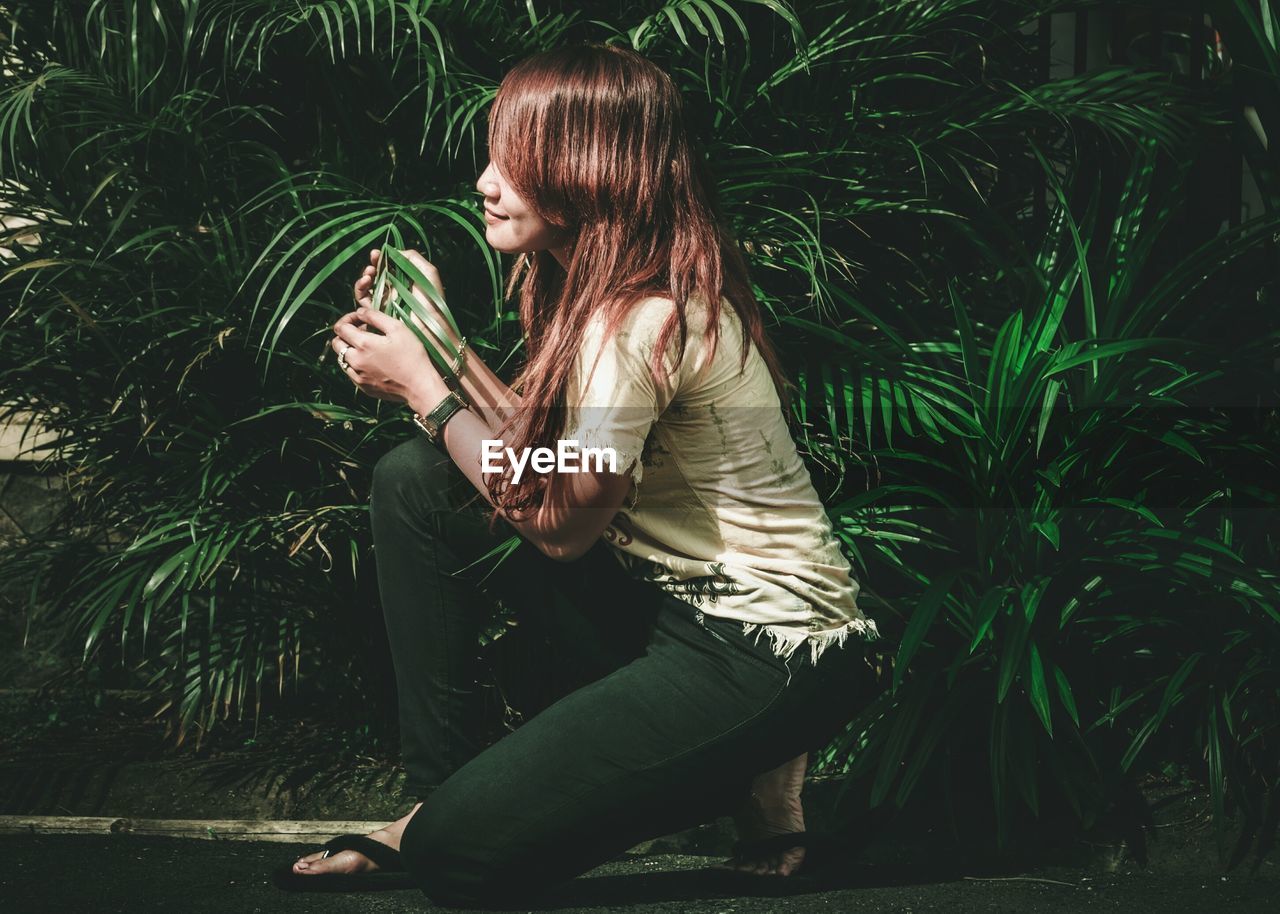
[716,753,808,876]
[290,802,422,876]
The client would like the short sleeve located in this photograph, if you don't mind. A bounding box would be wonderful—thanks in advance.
[562,301,678,488]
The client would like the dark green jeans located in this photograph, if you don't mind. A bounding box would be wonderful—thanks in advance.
[369,433,876,907]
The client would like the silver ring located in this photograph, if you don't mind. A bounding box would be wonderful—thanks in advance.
[337,345,351,371]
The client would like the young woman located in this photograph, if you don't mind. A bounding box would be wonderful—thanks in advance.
[281,42,881,906]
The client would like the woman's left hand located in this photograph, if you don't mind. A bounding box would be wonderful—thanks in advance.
[331,307,449,409]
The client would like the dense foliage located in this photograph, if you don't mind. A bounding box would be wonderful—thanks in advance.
[1,0,1277,858]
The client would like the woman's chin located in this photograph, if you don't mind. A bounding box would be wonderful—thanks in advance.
[485,232,533,256]
[484,224,514,248]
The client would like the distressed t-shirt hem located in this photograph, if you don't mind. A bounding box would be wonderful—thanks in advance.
[742,616,881,667]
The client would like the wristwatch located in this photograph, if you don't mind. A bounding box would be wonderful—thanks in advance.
[411,391,469,447]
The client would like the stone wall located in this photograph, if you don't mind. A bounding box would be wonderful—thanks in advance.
[0,469,69,543]
[0,411,68,546]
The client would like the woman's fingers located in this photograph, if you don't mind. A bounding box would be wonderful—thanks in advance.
[335,314,381,351]
[354,248,450,343]
[353,249,381,305]
[400,248,446,301]
[330,334,355,364]
[395,248,457,345]
[332,313,370,363]
[353,267,374,306]
[351,307,398,336]
[333,310,364,334]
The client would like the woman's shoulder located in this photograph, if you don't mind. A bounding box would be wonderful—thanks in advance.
[613,293,681,333]
[582,293,745,385]
[608,291,735,343]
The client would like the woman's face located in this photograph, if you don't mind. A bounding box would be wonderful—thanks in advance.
[475,161,569,266]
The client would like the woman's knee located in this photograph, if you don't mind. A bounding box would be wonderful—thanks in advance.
[370,435,454,516]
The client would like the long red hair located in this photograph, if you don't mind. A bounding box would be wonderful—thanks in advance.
[485,42,791,518]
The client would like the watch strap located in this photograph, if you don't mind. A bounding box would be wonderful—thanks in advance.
[412,391,468,446]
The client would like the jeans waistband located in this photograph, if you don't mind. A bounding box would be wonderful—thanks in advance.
[659,594,800,686]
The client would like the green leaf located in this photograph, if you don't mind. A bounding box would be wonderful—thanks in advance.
[143,543,199,600]
[1027,643,1053,737]
[892,570,958,691]
[1031,518,1060,550]
[967,587,1006,654]
[1053,662,1080,728]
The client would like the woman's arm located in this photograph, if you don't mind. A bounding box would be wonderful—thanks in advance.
[338,304,632,559]
[411,386,634,562]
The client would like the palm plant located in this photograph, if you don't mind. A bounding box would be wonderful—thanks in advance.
[1,0,1276,856]
[811,138,1280,857]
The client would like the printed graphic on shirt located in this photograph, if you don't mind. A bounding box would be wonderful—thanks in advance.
[602,512,635,547]
[639,427,668,471]
[632,558,743,606]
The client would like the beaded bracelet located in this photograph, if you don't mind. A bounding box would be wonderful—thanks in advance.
[446,336,468,390]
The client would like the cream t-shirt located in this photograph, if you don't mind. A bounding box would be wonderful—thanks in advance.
[561,294,880,665]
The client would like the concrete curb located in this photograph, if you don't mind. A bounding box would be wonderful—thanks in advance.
[0,814,730,857]
[0,815,391,843]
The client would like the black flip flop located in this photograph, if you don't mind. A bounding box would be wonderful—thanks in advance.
[271,833,417,892]
[707,831,847,892]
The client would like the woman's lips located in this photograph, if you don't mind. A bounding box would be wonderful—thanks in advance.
[484,207,509,221]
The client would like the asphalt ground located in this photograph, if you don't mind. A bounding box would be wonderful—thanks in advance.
[4,834,1277,913]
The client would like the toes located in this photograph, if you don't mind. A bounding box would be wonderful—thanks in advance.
[300,853,344,874]
[293,850,327,871]
[293,849,371,876]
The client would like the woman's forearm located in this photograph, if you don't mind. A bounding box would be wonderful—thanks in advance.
[456,348,523,430]
[427,323,522,432]
[403,389,616,561]
[403,317,626,562]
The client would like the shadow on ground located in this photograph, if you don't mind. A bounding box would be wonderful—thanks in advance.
[4,835,1277,913]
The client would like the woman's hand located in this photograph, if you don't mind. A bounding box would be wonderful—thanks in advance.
[338,246,460,409]
[331,307,450,409]
[352,248,460,349]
